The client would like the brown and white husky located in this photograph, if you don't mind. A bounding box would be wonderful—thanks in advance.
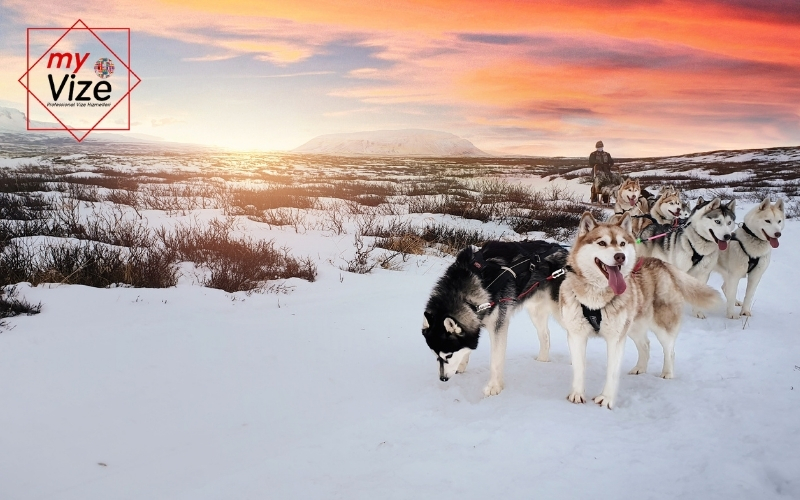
[650,185,684,225]
[612,178,642,215]
[559,212,720,409]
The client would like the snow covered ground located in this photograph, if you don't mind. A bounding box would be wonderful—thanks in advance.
[1,201,799,499]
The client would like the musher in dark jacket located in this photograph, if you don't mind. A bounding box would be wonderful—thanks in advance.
[590,140,614,176]
[589,140,620,203]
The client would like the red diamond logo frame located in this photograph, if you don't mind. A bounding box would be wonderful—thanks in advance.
[18,19,142,142]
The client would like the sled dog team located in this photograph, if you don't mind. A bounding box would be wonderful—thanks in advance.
[421,185,785,409]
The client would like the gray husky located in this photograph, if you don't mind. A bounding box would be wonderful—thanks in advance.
[638,197,735,317]
[421,241,567,396]
[716,197,785,319]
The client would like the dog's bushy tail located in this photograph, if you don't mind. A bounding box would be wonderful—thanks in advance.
[670,266,721,309]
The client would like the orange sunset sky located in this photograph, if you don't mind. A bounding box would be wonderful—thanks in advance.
[1,0,799,156]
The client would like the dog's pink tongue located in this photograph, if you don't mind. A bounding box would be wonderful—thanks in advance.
[607,265,627,295]
[718,240,728,251]
[769,237,779,248]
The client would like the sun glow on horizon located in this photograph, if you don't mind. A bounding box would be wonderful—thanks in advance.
[1,0,799,156]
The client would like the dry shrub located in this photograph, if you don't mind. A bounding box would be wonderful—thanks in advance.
[157,218,316,292]
[374,234,427,255]
[0,285,41,328]
[340,234,377,274]
[0,240,177,288]
[786,198,800,219]
[251,208,309,232]
[229,186,316,212]
[103,189,141,208]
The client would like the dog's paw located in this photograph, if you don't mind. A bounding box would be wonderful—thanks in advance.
[456,355,469,374]
[536,354,550,363]
[483,381,504,397]
[741,310,752,317]
[593,394,614,409]
[567,392,585,404]
[727,312,740,319]
[735,300,742,307]
[628,366,646,375]
[693,310,707,319]
[660,371,674,379]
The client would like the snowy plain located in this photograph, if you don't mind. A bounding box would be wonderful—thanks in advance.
[1,208,799,499]
[0,150,798,499]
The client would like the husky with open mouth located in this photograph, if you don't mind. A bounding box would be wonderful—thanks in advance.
[637,197,734,317]
[612,178,643,215]
[560,212,720,409]
[421,240,567,396]
[649,185,685,225]
[716,197,785,319]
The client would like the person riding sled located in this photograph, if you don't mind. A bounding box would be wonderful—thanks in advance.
[589,140,621,204]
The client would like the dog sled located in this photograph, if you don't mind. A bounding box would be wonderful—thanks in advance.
[589,163,623,205]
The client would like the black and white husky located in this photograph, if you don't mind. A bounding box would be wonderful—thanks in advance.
[421,241,567,396]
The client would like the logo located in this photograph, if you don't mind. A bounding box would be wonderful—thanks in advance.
[18,19,141,142]
[94,58,114,79]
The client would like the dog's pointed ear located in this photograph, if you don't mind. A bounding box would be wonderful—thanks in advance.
[455,246,474,268]
[617,212,633,234]
[696,196,705,206]
[759,196,771,210]
[709,198,721,210]
[423,311,431,330]
[578,212,597,237]
[443,317,463,336]
[727,199,736,214]
[775,197,785,213]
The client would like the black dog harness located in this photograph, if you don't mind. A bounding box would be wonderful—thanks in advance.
[470,251,535,296]
[581,305,603,332]
[468,243,566,314]
[688,240,704,268]
[732,224,761,274]
[631,213,658,224]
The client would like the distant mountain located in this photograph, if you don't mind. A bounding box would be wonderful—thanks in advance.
[0,106,161,144]
[0,106,58,130]
[293,129,490,157]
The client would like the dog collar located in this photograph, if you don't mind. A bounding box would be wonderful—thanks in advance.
[741,224,761,241]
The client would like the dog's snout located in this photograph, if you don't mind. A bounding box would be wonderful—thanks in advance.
[723,234,731,241]
[440,375,449,382]
[775,231,782,238]
[614,253,625,264]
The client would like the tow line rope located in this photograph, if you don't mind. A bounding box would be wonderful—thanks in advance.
[635,217,689,245]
